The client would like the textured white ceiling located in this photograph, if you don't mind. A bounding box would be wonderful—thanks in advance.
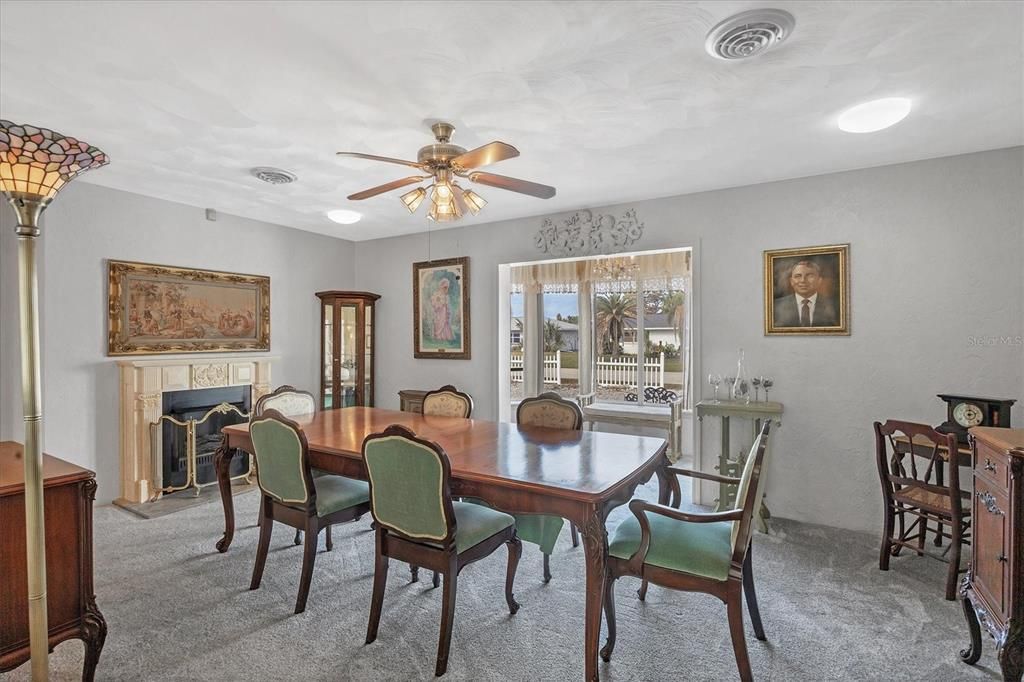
[1,1,1021,241]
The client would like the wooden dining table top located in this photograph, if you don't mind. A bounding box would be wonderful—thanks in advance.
[222,406,668,502]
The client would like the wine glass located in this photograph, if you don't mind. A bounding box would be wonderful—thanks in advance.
[723,376,735,400]
[762,377,774,401]
[752,376,762,401]
[708,373,723,402]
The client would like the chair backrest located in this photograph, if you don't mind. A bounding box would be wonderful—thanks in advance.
[422,384,473,418]
[362,424,456,546]
[517,391,583,430]
[249,409,314,509]
[874,419,961,512]
[254,385,317,419]
[730,420,772,553]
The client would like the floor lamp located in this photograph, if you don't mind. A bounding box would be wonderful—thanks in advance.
[0,121,108,680]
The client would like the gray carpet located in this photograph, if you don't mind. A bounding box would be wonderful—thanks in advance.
[8,482,1003,681]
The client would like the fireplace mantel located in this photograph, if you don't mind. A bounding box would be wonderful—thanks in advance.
[117,355,277,504]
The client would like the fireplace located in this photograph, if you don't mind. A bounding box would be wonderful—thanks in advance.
[152,386,252,495]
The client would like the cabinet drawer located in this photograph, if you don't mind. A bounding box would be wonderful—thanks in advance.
[974,438,1009,490]
[972,480,1008,616]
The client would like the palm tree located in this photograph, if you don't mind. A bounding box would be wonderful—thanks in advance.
[595,293,636,356]
[543,319,563,352]
[661,291,685,346]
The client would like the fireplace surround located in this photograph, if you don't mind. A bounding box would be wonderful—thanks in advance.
[117,355,276,504]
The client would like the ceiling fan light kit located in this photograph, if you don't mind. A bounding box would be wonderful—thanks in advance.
[337,121,555,223]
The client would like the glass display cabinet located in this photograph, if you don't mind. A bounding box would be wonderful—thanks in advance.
[316,291,380,410]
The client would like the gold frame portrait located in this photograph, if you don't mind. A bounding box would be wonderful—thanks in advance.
[763,244,849,336]
[107,259,270,355]
[412,256,471,360]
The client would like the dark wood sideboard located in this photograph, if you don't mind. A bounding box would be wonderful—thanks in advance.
[398,389,427,414]
[961,426,1024,681]
[0,441,106,680]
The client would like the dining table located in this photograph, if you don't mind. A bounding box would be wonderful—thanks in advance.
[213,406,673,681]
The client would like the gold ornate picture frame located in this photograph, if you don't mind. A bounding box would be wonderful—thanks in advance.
[107,260,270,355]
[763,244,849,336]
[413,256,470,359]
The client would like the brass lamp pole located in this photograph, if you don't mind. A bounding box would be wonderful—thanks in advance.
[0,121,108,681]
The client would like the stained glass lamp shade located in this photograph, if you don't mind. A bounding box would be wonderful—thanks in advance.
[0,120,108,202]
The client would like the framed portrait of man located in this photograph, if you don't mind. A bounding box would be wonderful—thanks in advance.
[413,256,470,359]
[763,244,849,336]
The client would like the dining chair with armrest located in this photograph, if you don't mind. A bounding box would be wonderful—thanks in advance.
[602,420,772,682]
[362,424,522,676]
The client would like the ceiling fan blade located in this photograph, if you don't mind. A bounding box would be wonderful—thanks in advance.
[336,152,426,170]
[467,171,556,199]
[450,141,519,170]
[347,175,427,201]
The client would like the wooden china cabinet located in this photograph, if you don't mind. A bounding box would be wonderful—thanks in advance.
[316,291,380,410]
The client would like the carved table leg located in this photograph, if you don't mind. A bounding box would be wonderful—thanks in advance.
[81,597,107,682]
[580,506,609,682]
[959,576,982,665]
[214,436,238,553]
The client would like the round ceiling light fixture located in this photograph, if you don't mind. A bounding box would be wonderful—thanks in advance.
[837,97,912,133]
[250,166,298,184]
[705,9,795,60]
[326,209,362,225]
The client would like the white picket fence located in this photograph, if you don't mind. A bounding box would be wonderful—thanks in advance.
[510,351,561,384]
[595,353,665,388]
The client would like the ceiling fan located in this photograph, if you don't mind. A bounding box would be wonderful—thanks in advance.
[337,122,556,222]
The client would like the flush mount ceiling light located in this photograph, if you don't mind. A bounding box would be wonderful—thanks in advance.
[326,209,361,224]
[250,166,297,184]
[705,9,795,60]
[337,121,555,223]
[837,97,913,133]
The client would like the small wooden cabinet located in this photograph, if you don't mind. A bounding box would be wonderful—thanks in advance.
[398,389,428,414]
[0,442,105,680]
[316,291,380,410]
[961,426,1024,681]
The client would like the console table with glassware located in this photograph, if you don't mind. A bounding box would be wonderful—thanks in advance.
[695,399,783,530]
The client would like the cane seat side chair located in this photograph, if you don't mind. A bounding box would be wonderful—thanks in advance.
[421,384,474,418]
[513,392,584,581]
[362,424,522,677]
[874,419,971,601]
[253,385,321,546]
[247,409,370,614]
[602,420,773,682]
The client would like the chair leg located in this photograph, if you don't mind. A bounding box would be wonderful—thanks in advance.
[892,507,905,557]
[637,578,649,601]
[432,571,440,589]
[726,583,753,682]
[294,517,319,614]
[916,515,926,557]
[570,522,580,548]
[435,559,459,677]
[505,536,522,615]
[410,565,420,583]
[879,502,894,571]
[294,529,303,546]
[326,525,333,552]
[743,546,766,641]
[365,530,390,644]
[945,520,962,602]
[249,497,273,590]
[599,572,617,662]
[543,553,552,584]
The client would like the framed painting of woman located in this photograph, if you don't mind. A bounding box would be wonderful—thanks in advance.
[413,257,470,359]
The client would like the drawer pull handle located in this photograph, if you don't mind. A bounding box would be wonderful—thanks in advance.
[976,491,1004,516]
[984,458,997,472]
[997,553,1008,563]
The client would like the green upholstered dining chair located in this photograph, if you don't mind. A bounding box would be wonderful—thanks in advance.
[602,420,772,682]
[253,385,320,547]
[514,392,583,581]
[362,425,522,677]
[248,409,371,614]
[422,384,474,418]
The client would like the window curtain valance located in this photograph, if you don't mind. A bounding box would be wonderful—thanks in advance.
[511,250,691,294]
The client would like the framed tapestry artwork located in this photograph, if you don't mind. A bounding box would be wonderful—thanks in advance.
[763,243,849,336]
[413,256,470,359]
[107,260,270,355]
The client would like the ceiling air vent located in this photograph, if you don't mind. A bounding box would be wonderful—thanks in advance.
[705,9,795,61]
[250,167,297,184]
